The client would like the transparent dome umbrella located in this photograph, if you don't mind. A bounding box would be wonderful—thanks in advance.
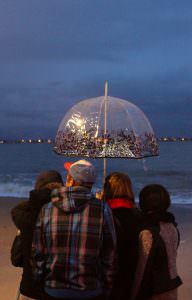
[54,82,159,179]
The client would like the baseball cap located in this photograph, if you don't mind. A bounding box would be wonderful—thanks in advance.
[64,160,96,185]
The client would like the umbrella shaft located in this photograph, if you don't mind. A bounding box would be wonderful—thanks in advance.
[103,157,107,182]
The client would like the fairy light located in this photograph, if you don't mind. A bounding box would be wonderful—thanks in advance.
[76,119,83,127]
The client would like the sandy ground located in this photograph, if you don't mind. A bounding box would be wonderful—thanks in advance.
[0,198,23,300]
[0,197,191,300]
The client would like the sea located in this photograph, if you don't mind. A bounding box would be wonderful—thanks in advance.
[0,142,191,204]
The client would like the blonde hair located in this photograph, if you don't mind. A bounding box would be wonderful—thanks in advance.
[102,172,134,203]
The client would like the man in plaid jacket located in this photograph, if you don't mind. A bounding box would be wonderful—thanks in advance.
[32,160,116,300]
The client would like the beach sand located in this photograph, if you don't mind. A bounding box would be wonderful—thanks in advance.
[0,197,191,300]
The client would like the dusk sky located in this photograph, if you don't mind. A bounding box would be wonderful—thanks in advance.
[0,0,192,139]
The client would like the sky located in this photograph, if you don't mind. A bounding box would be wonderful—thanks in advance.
[0,0,192,139]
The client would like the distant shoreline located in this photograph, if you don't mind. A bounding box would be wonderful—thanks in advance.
[0,137,192,144]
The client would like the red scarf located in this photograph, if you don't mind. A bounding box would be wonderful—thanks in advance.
[107,198,134,209]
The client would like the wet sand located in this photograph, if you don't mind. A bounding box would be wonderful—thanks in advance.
[0,197,191,300]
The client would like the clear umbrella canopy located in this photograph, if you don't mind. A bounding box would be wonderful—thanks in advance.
[54,95,159,158]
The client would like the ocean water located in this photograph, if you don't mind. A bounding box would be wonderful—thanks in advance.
[0,142,191,204]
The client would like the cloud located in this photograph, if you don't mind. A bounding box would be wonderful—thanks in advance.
[0,0,192,137]
[1,0,192,64]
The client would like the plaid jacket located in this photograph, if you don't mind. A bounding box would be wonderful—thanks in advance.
[32,186,116,295]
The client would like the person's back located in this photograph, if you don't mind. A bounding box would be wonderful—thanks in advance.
[131,184,182,300]
[102,172,142,300]
[11,170,64,300]
[112,208,142,300]
[32,160,116,300]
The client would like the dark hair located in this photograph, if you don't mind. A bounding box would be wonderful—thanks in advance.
[139,184,170,213]
[102,172,134,202]
[35,170,63,190]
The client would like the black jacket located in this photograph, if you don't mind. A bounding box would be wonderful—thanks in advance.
[109,207,143,300]
[11,188,51,299]
[135,212,182,300]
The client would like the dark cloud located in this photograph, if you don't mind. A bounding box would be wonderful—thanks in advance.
[0,0,192,138]
[1,0,192,63]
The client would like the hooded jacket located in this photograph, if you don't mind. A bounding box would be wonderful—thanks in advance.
[32,186,116,299]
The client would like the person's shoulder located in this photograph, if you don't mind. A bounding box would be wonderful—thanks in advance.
[11,200,31,218]
[11,200,36,229]
[12,199,30,210]
[89,197,111,213]
[114,207,143,223]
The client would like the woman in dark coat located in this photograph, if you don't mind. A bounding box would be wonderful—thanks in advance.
[130,184,182,300]
[102,172,142,300]
[11,170,63,300]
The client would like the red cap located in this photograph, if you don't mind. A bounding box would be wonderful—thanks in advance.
[63,161,74,171]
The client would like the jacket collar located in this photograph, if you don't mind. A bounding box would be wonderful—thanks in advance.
[107,198,134,209]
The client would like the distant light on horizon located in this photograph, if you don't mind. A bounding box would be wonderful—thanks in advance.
[0,137,192,144]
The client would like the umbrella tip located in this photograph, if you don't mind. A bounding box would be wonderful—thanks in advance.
[104,81,108,99]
